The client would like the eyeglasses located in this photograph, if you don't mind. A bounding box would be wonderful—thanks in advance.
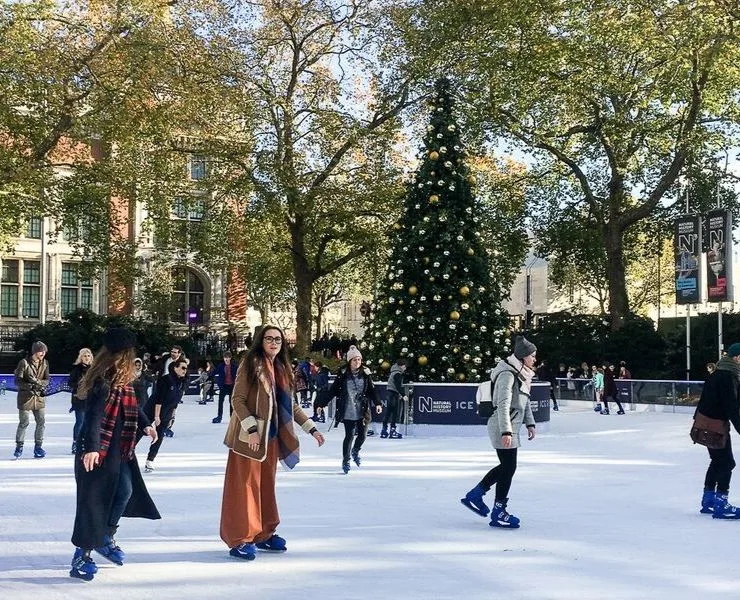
[264,336,283,344]
[175,365,187,371]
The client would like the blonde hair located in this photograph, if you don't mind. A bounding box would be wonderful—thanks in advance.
[73,348,93,366]
[77,347,136,401]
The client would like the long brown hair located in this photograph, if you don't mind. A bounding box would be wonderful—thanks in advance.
[242,325,293,388]
[77,346,137,400]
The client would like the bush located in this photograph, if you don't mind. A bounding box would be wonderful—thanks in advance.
[14,309,194,372]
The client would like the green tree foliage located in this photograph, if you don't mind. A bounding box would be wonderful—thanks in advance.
[398,0,740,329]
[362,79,525,383]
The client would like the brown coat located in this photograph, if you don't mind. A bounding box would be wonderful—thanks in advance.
[224,359,315,462]
[14,357,50,410]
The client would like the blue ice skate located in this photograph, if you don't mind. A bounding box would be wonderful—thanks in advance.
[229,542,256,560]
[95,534,125,565]
[256,534,287,553]
[489,499,520,529]
[712,493,740,519]
[460,484,490,517]
[70,548,98,581]
[701,490,716,514]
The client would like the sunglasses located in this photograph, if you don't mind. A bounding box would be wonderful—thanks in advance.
[263,336,283,344]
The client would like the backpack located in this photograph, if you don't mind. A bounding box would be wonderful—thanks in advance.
[477,367,516,418]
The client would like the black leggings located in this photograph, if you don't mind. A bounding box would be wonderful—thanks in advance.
[602,394,624,413]
[383,392,401,428]
[479,448,518,501]
[342,419,367,462]
[705,436,736,494]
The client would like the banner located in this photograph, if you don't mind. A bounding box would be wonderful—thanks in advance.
[673,215,702,304]
[705,209,733,303]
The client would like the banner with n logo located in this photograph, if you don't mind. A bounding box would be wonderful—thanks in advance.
[705,209,733,303]
[673,215,701,305]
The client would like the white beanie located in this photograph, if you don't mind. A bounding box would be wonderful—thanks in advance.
[346,345,362,361]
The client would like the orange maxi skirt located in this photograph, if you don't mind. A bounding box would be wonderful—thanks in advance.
[220,438,280,548]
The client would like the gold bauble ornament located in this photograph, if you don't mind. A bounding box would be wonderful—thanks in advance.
[429,151,440,161]
[429,276,436,282]
[466,248,474,256]
[452,346,460,354]
[429,194,439,204]
[467,174,476,185]
[381,361,391,370]
[457,373,466,381]
[408,285,418,296]
[424,257,430,264]
[459,285,470,296]
[418,355,429,366]
[393,222,402,230]
[450,310,460,320]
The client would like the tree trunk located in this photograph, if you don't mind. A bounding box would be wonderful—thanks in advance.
[605,224,629,330]
[314,311,322,341]
[290,221,314,355]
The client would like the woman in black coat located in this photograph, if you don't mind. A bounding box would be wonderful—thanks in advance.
[70,327,159,581]
[329,346,381,474]
[141,358,188,472]
[68,348,93,454]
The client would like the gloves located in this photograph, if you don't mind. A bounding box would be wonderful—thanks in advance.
[69,406,74,413]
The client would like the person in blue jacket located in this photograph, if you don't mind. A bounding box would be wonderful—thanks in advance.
[212,351,238,423]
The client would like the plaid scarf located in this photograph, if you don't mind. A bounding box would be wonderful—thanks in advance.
[99,384,139,462]
[268,361,301,470]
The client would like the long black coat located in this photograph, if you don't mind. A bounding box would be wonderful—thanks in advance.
[696,360,740,435]
[72,379,160,549]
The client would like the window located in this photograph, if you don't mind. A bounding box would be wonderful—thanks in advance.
[62,219,89,242]
[26,217,42,239]
[22,261,40,318]
[190,155,207,180]
[60,263,94,317]
[1,259,19,317]
[170,267,205,324]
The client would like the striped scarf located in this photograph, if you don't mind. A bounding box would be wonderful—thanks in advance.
[99,384,139,462]
[268,361,301,470]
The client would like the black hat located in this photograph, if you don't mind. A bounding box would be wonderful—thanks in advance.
[103,327,137,354]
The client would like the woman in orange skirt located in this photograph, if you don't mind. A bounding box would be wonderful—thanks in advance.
[220,325,325,560]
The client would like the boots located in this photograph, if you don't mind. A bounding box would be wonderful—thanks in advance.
[380,425,389,438]
[460,484,490,517]
[489,498,520,528]
[712,493,740,519]
[13,444,23,459]
[593,403,602,413]
[70,548,98,580]
[145,460,155,472]
[33,445,46,458]
[389,426,403,439]
[701,489,716,514]
[351,448,361,467]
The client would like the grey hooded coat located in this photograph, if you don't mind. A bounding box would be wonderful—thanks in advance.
[486,358,535,450]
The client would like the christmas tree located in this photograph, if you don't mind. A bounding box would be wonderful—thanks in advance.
[362,78,512,382]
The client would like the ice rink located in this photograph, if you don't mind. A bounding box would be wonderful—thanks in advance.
[0,391,736,599]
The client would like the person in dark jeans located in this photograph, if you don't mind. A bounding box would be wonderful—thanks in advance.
[381,358,407,438]
[696,343,740,518]
[601,364,624,415]
[213,352,238,424]
[141,359,187,472]
[329,346,382,473]
[69,348,93,454]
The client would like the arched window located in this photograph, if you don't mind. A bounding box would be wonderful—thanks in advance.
[171,267,206,324]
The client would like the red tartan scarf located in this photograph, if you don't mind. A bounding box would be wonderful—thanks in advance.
[99,384,139,461]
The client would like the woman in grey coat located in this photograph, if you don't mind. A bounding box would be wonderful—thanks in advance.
[461,336,537,528]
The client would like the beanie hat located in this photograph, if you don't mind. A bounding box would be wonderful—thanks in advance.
[31,341,47,354]
[513,335,537,360]
[346,345,362,362]
[728,343,740,358]
[103,327,137,354]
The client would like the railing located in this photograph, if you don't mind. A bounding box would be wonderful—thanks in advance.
[554,377,704,411]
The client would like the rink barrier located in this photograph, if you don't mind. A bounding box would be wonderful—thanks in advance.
[554,377,705,413]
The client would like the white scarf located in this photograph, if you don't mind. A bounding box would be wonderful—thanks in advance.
[506,354,535,396]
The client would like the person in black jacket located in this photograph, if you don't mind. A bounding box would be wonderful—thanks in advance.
[329,346,381,473]
[69,348,94,454]
[601,364,625,415]
[141,358,187,472]
[696,344,740,519]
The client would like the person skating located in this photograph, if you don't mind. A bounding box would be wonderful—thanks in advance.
[13,341,50,459]
[219,325,325,560]
[461,336,537,528]
[70,327,160,580]
[601,364,625,415]
[69,348,94,454]
[141,358,187,472]
[695,343,740,518]
[381,358,407,439]
[329,346,382,473]
[212,351,237,423]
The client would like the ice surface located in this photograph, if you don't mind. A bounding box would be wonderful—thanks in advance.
[0,392,736,599]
